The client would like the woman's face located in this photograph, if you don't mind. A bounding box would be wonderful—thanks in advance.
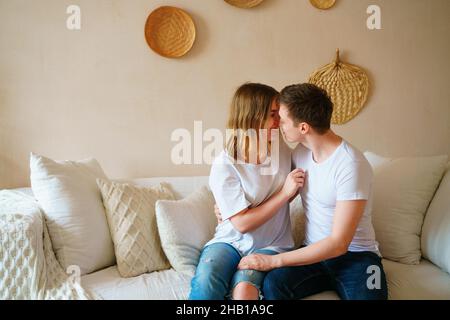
[264,99,280,142]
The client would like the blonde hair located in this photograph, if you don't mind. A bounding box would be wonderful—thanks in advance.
[225,83,279,163]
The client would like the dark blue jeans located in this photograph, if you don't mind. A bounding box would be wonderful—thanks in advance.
[263,251,388,300]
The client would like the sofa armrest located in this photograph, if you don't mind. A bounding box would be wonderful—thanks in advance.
[0,190,45,299]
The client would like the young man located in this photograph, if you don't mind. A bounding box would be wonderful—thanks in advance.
[237,83,388,300]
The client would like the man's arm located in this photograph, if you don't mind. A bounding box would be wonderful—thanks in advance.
[238,199,366,270]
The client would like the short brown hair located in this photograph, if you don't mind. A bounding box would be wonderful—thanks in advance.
[280,83,333,135]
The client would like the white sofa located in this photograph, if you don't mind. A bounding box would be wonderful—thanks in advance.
[1,169,450,300]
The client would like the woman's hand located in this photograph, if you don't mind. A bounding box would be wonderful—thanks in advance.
[281,168,305,199]
[214,204,223,224]
[237,254,280,272]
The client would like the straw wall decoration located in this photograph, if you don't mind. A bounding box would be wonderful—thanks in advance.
[224,0,264,9]
[310,0,336,10]
[309,49,370,125]
[145,6,196,58]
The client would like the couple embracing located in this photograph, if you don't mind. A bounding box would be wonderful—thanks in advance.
[189,83,388,300]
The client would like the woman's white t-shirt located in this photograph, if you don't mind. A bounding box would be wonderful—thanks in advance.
[206,138,295,256]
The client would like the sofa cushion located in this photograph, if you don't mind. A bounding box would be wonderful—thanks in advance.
[421,165,450,275]
[382,258,450,300]
[155,186,217,276]
[80,264,340,300]
[81,266,191,300]
[30,153,115,275]
[289,194,306,249]
[81,259,450,300]
[97,179,174,278]
[364,152,448,264]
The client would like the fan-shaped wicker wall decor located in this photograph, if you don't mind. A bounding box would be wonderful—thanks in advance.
[224,0,264,9]
[309,49,370,125]
[144,6,196,58]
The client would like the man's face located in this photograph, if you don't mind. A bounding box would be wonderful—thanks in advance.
[279,104,303,143]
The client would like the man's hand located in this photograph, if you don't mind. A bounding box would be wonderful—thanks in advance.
[214,204,223,224]
[237,253,280,272]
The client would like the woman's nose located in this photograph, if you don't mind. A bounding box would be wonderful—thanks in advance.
[273,117,280,128]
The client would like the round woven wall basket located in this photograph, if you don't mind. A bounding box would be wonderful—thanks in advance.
[309,49,370,125]
[310,0,336,10]
[224,0,264,9]
[145,6,196,58]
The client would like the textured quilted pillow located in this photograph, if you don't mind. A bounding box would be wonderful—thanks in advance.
[97,179,175,277]
[364,152,448,265]
[155,186,216,276]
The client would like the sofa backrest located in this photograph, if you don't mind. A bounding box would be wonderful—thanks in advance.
[13,176,210,201]
[13,167,450,273]
[120,176,209,200]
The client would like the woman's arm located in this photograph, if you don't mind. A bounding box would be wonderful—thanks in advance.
[228,168,305,233]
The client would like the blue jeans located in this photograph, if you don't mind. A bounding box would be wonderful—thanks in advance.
[189,242,277,300]
[263,250,388,300]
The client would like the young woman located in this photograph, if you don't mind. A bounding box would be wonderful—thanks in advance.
[189,83,305,300]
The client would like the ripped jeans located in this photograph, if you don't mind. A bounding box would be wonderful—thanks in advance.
[189,242,277,300]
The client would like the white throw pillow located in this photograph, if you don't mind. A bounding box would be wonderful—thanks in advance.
[97,179,174,278]
[30,153,115,275]
[155,186,217,276]
[421,166,450,274]
[364,152,448,265]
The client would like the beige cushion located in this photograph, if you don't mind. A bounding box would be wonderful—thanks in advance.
[30,153,115,275]
[421,166,450,274]
[364,152,448,264]
[155,186,217,276]
[97,179,174,277]
[289,195,306,249]
[382,259,450,300]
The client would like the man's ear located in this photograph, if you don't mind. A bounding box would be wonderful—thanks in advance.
[299,122,310,135]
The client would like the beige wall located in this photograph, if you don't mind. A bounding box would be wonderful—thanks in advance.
[1,0,449,189]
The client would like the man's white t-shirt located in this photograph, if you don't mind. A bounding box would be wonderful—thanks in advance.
[292,140,380,255]
[206,138,295,256]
